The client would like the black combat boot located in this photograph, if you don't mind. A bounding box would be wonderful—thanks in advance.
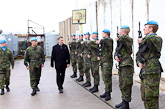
[70,72,77,78]
[115,100,124,108]
[118,100,129,109]
[31,89,37,96]
[77,76,84,82]
[76,76,80,81]
[90,85,98,93]
[105,92,111,101]
[36,86,40,91]
[89,85,95,91]
[82,82,91,87]
[100,92,107,98]
[6,86,10,92]
[0,89,5,95]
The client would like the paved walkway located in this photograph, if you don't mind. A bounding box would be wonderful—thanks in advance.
[0,58,164,109]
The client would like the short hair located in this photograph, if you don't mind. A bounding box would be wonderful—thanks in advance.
[122,28,130,35]
[148,24,158,33]
[107,33,110,37]
[57,36,63,40]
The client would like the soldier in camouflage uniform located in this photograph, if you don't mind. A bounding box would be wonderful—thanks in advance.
[136,21,163,109]
[87,31,100,93]
[96,29,113,101]
[24,38,45,96]
[81,32,91,87]
[75,34,84,82]
[69,34,78,78]
[0,39,14,95]
[114,26,134,109]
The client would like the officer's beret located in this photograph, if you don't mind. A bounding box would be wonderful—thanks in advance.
[79,34,83,36]
[121,25,130,29]
[145,20,158,26]
[102,29,110,33]
[72,33,76,36]
[31,37,37,41]
[92,31,98,34]
[85,32,90,35]
[0,39,6,43]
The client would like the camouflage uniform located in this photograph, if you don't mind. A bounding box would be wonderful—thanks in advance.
[69,39,77,74]
[136,34,163,109]
[88,39,100,85]
[76,39,84,76]
[81,39,91,83]
[24,46,45,89]
[115,34,134,102]
[100,37,113,92]
[0,47,14,89]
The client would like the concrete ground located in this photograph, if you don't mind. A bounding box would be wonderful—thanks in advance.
[0,58,165,109]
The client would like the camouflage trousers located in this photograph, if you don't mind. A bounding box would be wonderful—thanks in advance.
[29,66,42,89]
[141,72,161,109]
[77,56,84,76]
[101,62,112,92]
[118,66,133,102]
[0,68,10,89]
[71,54,77,73]
[83,54,91,82]
[91,61,100,85]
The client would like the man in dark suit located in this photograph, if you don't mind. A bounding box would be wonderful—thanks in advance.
[51,36,70,93]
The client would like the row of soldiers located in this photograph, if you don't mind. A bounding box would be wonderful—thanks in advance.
[68,20,163,109]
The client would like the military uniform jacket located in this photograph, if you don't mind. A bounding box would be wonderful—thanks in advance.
[81,39,90,55]
[0,47,14,70]
[88,39,99,62]
[136,34,163,74]
[100,37,113,65]
[114,34,133,67]
[69,39,77,56]
[76,39,83,57]
[24,46,45,68]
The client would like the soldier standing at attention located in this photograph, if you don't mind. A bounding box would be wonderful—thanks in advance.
[88,31,100,93]
[75,34,84,82]
[81,32,91,87]
[115,26,134,109]
[0,39,14,95]
[69,34,78,78]
[96,29,113,101]
[24,38,45,96]
[136,21,163,109]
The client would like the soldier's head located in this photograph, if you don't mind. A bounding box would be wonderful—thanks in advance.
[120,25,130,35]
[92,31,98,39]
[31,37,38,47]
[84,32,90,39]
[71,34,76,40]
[57,36,63,45]
[102,29,110,38]
[79,34,83,40]
[144,20,158,35]
[0,39,7,47]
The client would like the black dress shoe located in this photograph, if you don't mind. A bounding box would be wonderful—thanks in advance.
[31,89,37,96]
[6,86,10,92]
[59,89,63,93]
[70,73,77,78]
[36,87,40,91]
[0,89,5,95]
[100,92,107,98]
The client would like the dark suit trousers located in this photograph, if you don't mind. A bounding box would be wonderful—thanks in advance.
[56,68,66,90]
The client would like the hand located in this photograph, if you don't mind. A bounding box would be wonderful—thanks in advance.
[81,54,83,57]
[97,57,101,60]
[115,37,118,41]
[115,56,120,62]
[96,40,100,44]
[88,55,91,58]
[137,38,142,44]
[41,64,44,67]
[75,52,77,54]
[69,51,71,54]
[12,67,14,69]
[26,66,29,70]
[67,64,70,67]
[138,63,143,69]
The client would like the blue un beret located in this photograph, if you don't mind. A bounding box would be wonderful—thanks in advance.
[79,34,83,36]
[103,29,110,33]
[31,37,37,41]
[92,31,98,34]
[121,25,130,29]
[85,32,90,35]
[145,20,158,26]
[0,39,6,43]
[72,33,76,36]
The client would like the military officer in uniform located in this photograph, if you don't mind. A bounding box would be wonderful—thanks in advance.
[0,39,14,95]
[136,21,163,109]
[24,37,45,96]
